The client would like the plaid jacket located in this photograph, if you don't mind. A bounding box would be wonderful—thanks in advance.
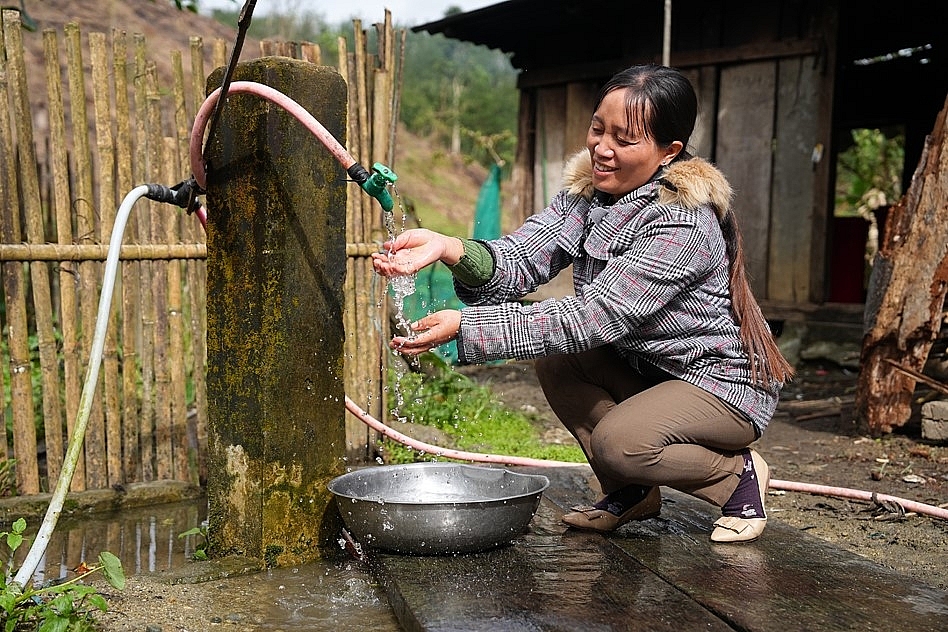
[455,152,780,433]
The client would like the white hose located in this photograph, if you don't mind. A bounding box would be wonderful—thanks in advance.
[13,185,150,589]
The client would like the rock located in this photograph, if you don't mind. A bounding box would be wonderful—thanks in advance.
[799,340,861,370]
[921,400,948,441]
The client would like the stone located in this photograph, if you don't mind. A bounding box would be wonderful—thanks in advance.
[921,400,948,441]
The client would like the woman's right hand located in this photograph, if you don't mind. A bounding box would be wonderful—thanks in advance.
[371,228,463,278]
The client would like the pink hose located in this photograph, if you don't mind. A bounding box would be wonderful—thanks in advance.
[190,80,356,189]
[188,81,948,522]
[347,390,948,517]
[769,478,948,520]
[344,396,580,468]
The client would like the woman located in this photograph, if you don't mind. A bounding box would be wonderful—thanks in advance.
[371,65,793,543]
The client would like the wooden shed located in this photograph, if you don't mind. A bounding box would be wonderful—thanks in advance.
[416,0,947,338]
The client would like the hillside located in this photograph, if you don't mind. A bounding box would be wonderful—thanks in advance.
[393,124,492,236]
[17,0,254,116]
[14,0,491,236]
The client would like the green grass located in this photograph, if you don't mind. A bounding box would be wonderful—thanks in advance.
[382,362,587,464]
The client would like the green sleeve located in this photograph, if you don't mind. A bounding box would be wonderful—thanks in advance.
[447,238,495,287]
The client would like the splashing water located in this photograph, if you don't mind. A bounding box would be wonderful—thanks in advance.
[386,185,417,339]
[389,273,416,337]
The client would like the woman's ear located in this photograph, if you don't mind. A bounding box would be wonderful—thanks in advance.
[664,140,684,164]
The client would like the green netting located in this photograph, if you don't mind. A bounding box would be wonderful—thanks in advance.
[472,163,502,240]
[394,164,503,364]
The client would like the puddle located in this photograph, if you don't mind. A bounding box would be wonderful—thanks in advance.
[19,499,209,580]
[15,499,400,630]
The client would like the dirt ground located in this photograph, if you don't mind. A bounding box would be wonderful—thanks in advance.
[455,359,948,592]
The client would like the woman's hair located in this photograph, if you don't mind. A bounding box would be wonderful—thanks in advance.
[599,65,794,385]
[594,64,697,159]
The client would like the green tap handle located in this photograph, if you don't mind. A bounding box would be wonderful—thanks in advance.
[361,163,398,212]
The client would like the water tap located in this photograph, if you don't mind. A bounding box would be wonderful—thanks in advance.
[346,162,398,213]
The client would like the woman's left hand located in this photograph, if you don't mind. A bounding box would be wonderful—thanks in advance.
[391,310,462,356]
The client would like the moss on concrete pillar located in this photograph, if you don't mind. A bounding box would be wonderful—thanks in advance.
[203,58,347,566]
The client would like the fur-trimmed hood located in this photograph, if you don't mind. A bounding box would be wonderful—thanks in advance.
[561,149,733,219]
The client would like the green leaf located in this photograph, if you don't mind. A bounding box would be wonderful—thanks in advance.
[49,592,73,614]
[37,616,70,632]
[5,533,22,552]
[62,585,95,598]
[11,519,25,535]
[87,593,108,612]
[98,552,125,590]
[178,527,203,538]
[0,591,17,613]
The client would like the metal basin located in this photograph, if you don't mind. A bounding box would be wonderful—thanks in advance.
[328,463,549,555]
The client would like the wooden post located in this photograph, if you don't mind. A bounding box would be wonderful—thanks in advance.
[204,58,347,565]
[855,93,948,435]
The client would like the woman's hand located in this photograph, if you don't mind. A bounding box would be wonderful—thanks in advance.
[371,229,463,278]
[390,310,462,356]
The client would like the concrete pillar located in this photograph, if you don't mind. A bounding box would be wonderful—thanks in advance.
[204,58,347,567]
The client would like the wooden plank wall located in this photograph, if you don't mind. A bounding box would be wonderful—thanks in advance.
[534,85,567,207]
[531,82,598,209]
[768,56,819,303]
[681,67,717,160]
[715,61,777,298]
[518,59,825,307]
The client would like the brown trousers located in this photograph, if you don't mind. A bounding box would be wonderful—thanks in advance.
[534,346,758,507]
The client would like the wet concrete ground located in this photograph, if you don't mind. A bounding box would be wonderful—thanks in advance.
[10,469,948,630]
[368,465,948,631]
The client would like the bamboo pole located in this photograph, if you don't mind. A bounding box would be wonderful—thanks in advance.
[113,28,142,483]
[162,137,190,483]
[0,243,207,261]
[339,35,362,458]
[6,11,52,494]
[172,50,190,168]
[0,10,35,493]
[145,62,173,482]
[213,38,227,69]
[350,21,372,458]
[189,35,208,484]
[390,28,407,168]
[90,32,124,487]
[44,28,81,491]
[134,36,156,482]
[372,11,398,436]
[66,22,103,490]
[301,42,321,64]
[0,52,8,487]
[169,50,193,483]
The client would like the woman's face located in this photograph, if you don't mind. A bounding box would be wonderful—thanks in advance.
[586,88,682,196]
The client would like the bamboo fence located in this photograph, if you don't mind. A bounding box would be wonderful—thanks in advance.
[0,9,400,496]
